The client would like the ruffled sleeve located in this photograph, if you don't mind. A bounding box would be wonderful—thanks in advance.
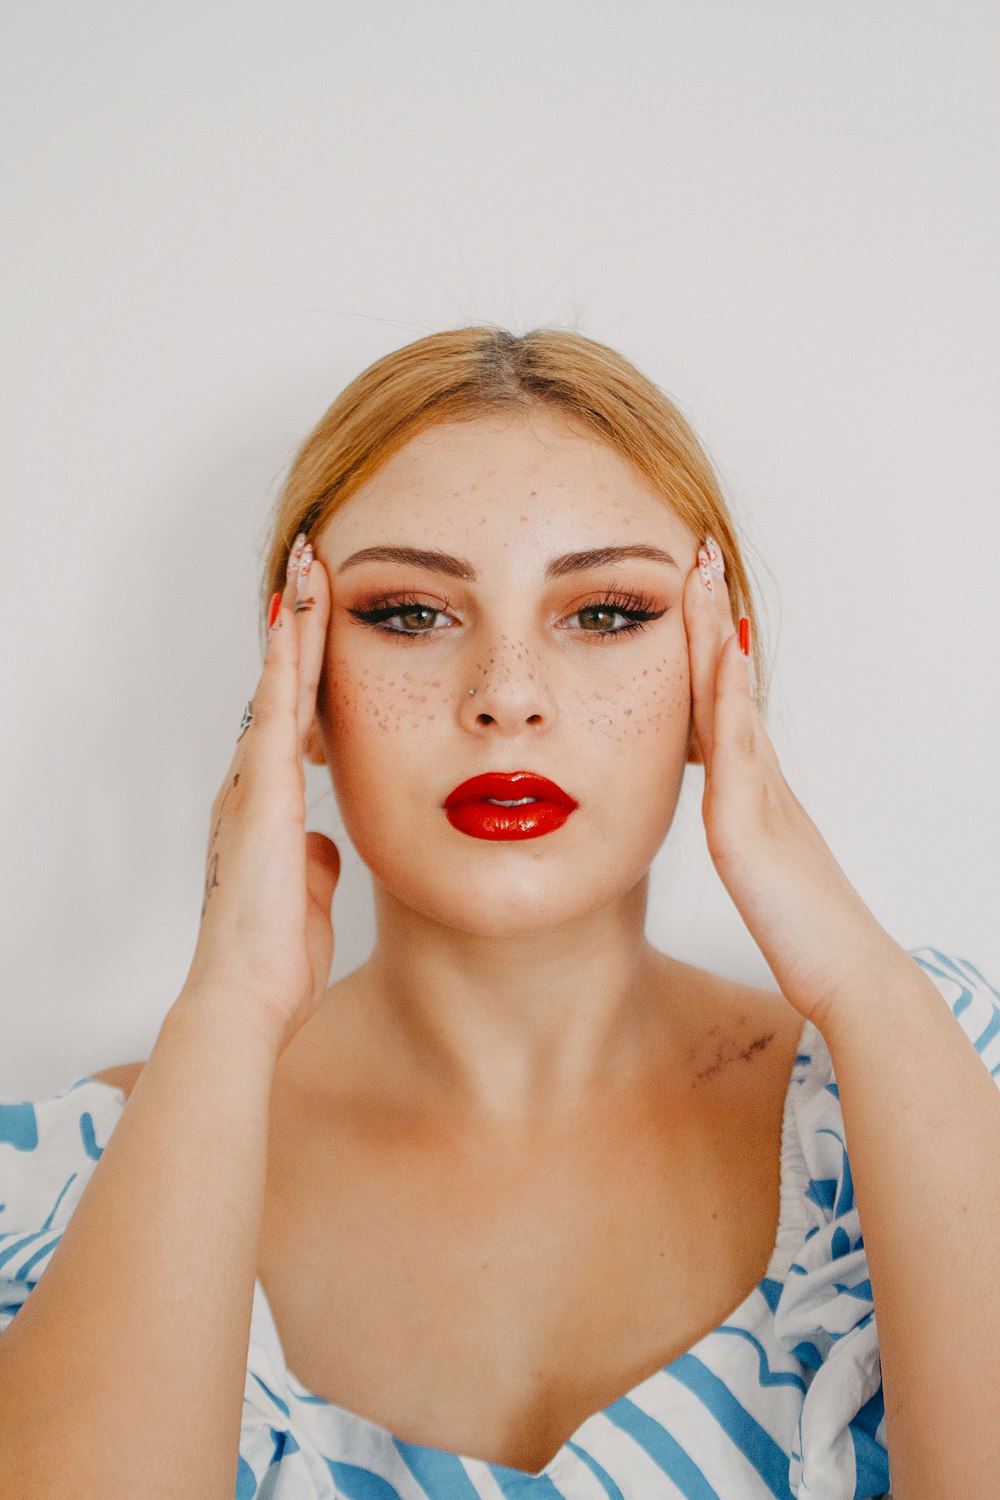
[0,1075,130,1332]
[772,945,1000,1500]
[0,1074,337,1499]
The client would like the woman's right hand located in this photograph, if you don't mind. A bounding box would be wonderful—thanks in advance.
[181,533,341,1058]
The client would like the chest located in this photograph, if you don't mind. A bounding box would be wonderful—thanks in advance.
[256,1071,789,1474]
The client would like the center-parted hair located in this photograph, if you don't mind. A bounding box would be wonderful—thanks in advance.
[259,325,769,717]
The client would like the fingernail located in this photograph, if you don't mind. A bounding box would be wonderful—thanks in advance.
[268,591,282,629]
[698,547,714,595]
[287,533,307,583]
[297,543,313,600]
[739,617,750,656]
[704,534,725,575]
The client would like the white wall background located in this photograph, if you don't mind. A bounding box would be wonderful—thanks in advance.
[2,0,997,1098]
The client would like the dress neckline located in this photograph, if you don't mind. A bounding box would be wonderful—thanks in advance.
[79,1017,812,1480]
[245,1015,814,1481]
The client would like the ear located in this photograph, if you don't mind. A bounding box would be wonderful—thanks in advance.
[303,719,327,767]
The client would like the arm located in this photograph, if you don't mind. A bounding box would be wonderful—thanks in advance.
[820,947,1000,1499]
[0,992,280,1500]
[0,532,337,1497]
[679,540,999,1495]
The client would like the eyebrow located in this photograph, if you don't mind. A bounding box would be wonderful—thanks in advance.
[335,543,681,581]
[548,546,680,579]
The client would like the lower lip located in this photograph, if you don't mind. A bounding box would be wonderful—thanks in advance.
[445,800,575,841]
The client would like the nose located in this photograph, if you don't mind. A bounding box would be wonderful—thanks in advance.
[459,635,555,734]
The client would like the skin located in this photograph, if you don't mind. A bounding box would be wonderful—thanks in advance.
[98,406,1000,1486]
[94,404,838,1471]
[298,405,752,1127]
[235,403,808,1471]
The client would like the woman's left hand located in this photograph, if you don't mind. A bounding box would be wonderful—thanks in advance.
[683,534,898,1029]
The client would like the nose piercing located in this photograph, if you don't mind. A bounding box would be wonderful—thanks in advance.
[469,688,476,696]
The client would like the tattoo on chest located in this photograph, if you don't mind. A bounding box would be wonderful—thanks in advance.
[694,1029,776,1085]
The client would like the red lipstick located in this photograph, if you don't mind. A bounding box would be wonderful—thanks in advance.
[442,771,579,842]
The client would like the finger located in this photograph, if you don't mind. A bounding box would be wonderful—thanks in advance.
[243,534,308,783]
[703,533,741,655]
[684,544,723,764]
[292,545,330,744]
[716,626,755,722]
[304,829,341,912]
[304,830,340,999]
[703,534,761,719]
[711,630,779,792]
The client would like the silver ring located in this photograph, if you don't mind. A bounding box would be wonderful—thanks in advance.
[237,700,254,741]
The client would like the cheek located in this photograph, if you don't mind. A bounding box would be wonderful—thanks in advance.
[655,660,692,729]
[323,649,450,744]
[596,657,690,747]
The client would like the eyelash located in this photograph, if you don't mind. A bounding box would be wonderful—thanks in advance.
[347,594,449,636]
[571,590,665,637]
[347,590,665,641]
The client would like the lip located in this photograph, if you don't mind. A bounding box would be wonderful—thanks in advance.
[443,771,578,810]
[442,771,579,842]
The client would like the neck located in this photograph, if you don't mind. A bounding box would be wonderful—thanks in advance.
[352,873,676,1129]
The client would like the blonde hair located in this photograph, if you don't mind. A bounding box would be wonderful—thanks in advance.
[259,325,769,717]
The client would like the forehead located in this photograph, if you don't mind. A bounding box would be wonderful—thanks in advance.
[319,409,692,555]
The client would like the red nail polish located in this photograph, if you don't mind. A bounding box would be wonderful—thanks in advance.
[738,617,750,656]
[268,591,282,629]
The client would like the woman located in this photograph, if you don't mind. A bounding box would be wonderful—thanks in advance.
[1,327,997,1498]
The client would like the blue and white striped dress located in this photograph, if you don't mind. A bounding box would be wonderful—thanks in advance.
[3,946,998,1499]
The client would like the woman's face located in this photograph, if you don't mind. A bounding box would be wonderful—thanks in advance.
[308,407,702,937]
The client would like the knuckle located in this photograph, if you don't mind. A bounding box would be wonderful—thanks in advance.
[241,751,304,807]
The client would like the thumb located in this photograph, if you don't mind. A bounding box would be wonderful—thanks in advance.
[305,830,341,910]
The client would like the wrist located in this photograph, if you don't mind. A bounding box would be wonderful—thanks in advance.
[815,936,925,1048]
[166,982,286,1068]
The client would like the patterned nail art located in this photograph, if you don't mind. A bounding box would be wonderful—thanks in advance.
[698,547,715,595]
[287,533,307,583]
[296,543,313,602]
[704,534,725,575]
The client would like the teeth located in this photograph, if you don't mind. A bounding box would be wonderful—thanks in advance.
[485,796,539,806]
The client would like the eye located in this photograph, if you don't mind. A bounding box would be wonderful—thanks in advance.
[564,590,665,638]
[348,594,455,638]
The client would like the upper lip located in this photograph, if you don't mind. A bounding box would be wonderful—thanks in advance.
[443,771,578,810]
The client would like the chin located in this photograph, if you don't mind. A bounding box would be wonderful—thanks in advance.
[370,859,644,940]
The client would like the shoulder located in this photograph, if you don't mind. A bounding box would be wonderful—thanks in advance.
[90,1061,146,1100]
[651,952,806,1091]
[1,1070,141,1274]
